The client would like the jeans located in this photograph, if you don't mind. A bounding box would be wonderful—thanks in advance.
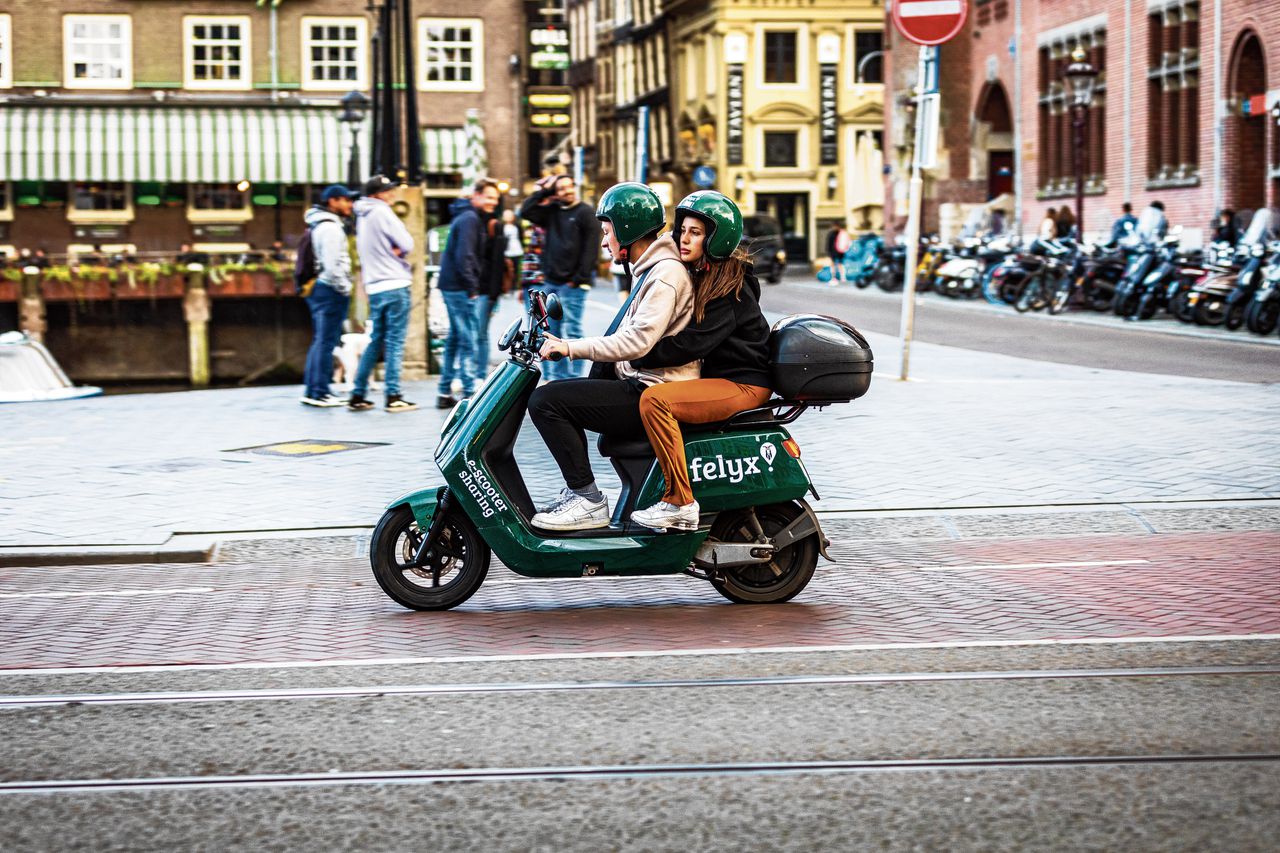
[352,286,411,400]
[438,289,478,397]
[303,282,349,399]
[528,378,646,490]
[473,294,499,380]
[543,282,588,381]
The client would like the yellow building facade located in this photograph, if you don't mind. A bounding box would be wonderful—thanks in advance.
[666,0,884,264]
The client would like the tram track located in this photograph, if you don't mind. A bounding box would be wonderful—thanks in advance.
[3,753,1279,795]
[3,664,1278,709]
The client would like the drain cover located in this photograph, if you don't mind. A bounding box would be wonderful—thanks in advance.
[227,439,389,458]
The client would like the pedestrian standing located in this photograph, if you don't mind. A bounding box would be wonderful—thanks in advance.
[1212,210,1239,246]
[518,174,601,380]
[1108,203,1138,245]
[433,178,501,409]
[348,175,418,413]
[1136,200,1168,243]
[472,200,508,379]
[300,184,355,407]
[1038,207,1059,242]
[1055,206,1077,240]
[825,222,852,283]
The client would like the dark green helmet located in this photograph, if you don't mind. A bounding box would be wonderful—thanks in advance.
[675,190,744,261]
[596,182,666,248]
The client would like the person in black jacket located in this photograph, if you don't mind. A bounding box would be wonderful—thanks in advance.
[435,179,500,407]
[472,200,509,378]
[626,191,773,532]
[518,174,601,380]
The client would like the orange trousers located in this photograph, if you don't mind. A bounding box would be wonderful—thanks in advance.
[639,379,773,506]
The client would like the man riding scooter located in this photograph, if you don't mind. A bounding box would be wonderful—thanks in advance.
[528,182,697,531]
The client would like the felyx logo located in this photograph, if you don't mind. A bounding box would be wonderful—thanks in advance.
[689,443,777,484]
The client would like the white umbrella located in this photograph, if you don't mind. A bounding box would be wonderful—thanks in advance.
[849,132,884,227]
[458,108,488,190]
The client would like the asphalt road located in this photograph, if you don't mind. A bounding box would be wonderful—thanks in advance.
[760,277,1280,384]
[3,641,1279,851]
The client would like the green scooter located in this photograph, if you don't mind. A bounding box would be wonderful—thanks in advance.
[370,290,873,610]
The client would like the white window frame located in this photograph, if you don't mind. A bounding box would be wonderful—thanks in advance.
[0,15,12,89]
[755,24,809,91]
[63,15,132,90]
[184,16,252,91]
[67,182,134,225]
[300,16,368,92]
[419,18,483,93]
[187,183,253,224]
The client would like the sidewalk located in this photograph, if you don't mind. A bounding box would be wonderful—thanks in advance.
[3,285,1279,555]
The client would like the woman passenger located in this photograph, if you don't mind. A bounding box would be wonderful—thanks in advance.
[626,191,773,532]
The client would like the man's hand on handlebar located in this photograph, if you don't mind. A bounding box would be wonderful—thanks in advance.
[539,335,569,362]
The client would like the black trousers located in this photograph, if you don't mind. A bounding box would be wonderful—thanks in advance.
[528,378,646,490]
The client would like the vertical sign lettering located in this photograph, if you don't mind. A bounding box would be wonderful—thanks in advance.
[726,64,744,165]
[820,64,838,165]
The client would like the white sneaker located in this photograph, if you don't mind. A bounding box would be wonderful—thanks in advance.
[631,500,700,532]
[538,487,576,514]
[531,493,611,531]
[300,394,347,407]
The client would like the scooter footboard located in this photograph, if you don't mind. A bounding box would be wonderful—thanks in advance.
[633,428,812,512]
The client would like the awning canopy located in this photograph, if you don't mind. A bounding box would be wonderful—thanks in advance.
[421,127,469,173]
[0,105,360,184]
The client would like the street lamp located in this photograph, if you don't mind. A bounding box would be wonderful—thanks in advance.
[1063,46,1098,239]
[340,90,372,189]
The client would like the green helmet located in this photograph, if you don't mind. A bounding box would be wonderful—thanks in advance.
[596,182,666,248]
[675,190,744,261]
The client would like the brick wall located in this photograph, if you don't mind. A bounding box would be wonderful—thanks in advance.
[885,0,1279,242]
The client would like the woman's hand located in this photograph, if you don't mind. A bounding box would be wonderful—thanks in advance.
[539,335,570,361]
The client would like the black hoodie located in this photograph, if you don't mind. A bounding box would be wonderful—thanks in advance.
[630,265,772,389]
[517,188,600,285]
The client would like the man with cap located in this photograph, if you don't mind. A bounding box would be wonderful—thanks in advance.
[300,184,355,407]
[349,175,418,412]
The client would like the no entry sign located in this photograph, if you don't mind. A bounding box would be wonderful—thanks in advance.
[892,0,968,46]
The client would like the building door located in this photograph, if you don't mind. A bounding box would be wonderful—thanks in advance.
[1227,32,1268,214]
[988,151,1014,199]
[755,192,810,262]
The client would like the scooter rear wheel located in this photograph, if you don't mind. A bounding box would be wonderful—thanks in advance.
[370,505,490,611]
[708,502,819,604]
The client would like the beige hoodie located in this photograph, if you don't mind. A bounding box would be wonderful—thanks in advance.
[565,234,698,386]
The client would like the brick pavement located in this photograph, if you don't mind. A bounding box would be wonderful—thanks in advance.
[0,529,1277,669]
[1,286,1278,551]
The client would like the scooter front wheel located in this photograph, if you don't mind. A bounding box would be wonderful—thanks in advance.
[370,505,490,611]
[708,502,819,604]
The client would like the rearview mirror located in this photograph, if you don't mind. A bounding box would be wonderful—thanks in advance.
[546,293,564,321]
[497,317,521,351]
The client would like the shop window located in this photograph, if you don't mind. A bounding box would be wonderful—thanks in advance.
[69,182,131,223]
[282,184,309,206]
[189,183,252,223]
[854,30,883,84]
[63,15,132,90]
[185,16,251,90]
[420,19,483,92]
[302,17,367,91]
[764,131,798,168]
[0,181,11,223]
[763,32,797,84]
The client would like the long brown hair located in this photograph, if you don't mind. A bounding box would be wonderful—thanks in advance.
[691,248,751,322]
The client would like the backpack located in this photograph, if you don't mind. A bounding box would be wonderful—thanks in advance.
[293,227,319,297]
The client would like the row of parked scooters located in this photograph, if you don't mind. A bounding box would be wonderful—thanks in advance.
[828,209,1280,336]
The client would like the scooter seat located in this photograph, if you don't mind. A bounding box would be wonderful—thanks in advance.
[596,410,780,459]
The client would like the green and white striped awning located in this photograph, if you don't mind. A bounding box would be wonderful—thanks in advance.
[421,127,469,173]
[0,105,362,184]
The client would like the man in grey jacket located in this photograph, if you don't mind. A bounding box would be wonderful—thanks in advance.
[349,175,418,412]
[300,185,355,407]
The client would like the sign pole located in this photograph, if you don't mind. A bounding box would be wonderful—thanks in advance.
[898,46,938,381]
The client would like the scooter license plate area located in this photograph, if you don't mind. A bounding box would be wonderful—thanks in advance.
[634,429,811,512]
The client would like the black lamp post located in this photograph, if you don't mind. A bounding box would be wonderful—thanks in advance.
[1063,46,1098,238]
[340,90,371,189]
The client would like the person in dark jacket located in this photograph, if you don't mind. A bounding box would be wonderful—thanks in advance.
[1212,210,1239,247]
[626,191,773,532]
[472,199,509,378]
[518,174,602,381]
[435,179,500,408]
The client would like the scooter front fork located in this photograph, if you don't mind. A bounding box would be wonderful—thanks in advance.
[412,488,453,579]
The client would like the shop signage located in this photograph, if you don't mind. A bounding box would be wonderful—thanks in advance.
[820,64,838,165]
[726,64,744,165]
[530,25,570,71]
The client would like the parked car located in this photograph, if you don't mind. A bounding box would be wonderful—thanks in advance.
[741,214,787,283]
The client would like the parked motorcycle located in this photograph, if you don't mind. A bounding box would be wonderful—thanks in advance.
[1243,243,1280,335]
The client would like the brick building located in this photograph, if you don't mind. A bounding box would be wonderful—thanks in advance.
[884,0,1280,244]
[0,0,522,258]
